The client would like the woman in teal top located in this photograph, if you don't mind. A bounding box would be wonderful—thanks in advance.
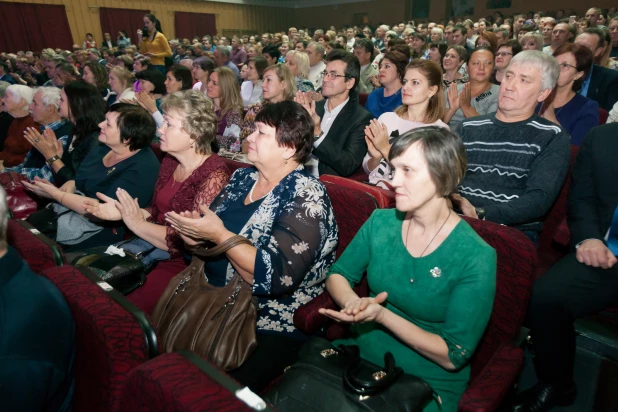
[320,126,496,412]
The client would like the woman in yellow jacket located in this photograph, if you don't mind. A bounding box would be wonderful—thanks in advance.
[137,14,172,74]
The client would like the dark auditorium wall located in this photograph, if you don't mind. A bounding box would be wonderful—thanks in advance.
[1,0,292,47]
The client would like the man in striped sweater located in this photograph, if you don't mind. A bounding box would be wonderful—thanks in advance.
[451,51,571,243]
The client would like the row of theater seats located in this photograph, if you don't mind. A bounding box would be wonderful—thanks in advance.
[7,142,615,411]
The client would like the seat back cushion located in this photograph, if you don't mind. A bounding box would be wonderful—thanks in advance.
[320,175,395,209]
[7,219,65,273]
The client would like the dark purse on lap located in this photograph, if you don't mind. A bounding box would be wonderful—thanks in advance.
[263,337,437,412]
[70,237,158,295]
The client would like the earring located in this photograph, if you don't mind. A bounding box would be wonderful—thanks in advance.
[284,158,288,164]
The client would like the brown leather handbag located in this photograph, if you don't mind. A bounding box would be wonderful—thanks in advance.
[151,236,258,371]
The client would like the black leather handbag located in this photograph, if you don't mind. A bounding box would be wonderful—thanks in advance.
[263,337,437,412]
[70,238,158,295]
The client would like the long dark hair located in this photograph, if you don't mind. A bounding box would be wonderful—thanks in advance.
[63,81,106,144]
[144,14,163,36]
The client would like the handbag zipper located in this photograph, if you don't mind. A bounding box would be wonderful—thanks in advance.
[207,281,242,360]
[159,273,192,319]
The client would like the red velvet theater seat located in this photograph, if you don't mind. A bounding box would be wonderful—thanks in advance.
[119,352,273,412]
[295,216,537,412]
[221,157,251,174]
[320,174,396,209]
[7,219,65,273]
[40,265,158,412]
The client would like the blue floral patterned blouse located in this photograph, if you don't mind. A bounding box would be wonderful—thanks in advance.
[205,164,339,338]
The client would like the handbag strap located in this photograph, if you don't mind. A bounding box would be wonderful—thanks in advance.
[199,235,252,257]
[343,350,403,396]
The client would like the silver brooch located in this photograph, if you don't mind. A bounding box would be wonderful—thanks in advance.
[430,267,442,278]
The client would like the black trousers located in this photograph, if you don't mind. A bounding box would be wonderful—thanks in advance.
[228,333,305,393]
[525,253,618,384]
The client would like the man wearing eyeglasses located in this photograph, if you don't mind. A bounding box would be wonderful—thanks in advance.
[295,50,372,178]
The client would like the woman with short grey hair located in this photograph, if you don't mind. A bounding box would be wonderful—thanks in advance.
[0,85,37,167]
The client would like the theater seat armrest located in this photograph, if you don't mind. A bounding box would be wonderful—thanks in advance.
[458,343,524,412]
[293,291,338,333]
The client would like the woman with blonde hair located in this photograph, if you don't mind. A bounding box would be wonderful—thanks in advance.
[207,67,244,151]
[239,64,297,152]
[107,66,135,106]
[363,60,449,188]
[284,50,315,92]
[520,32,543,51]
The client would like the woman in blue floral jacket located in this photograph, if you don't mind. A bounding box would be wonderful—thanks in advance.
[166,100,338,391]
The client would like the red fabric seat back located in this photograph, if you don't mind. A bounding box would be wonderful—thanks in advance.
[7,219,65,272]
[537,145,579,275]
[599,108,609,125]
[321,180,378,258]
[0,171,39,219]
[460,216,536,379]
[221,157,251,175]
[40,266,158,412]
[320,174,395,209]
[119,352,262,412]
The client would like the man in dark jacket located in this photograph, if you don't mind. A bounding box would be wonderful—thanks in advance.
[0,186,75,411]
[295,50,372,177]
[575,29,618,110]
[507,124,618,411]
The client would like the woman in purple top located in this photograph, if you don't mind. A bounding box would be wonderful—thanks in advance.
[538,44,599,146]
[206,67,244,152]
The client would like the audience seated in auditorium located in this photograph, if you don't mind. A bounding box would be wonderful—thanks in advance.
[240,64,297,151]
[82,61,111,100]
[442,45,469,87]
[107,66,135,106]
[0,82,12,151]
[137,14,172,74]
[284,50,315,93]
[295,50,372,177]
[24,104,160,252]
[543,22,575,55]
[2,87,72,182]
[133,56,152,73]
[363,60,449,188]
[507,124,618,412]
[164,64,193,95]
[365,51,407,118]
[306,42,326,90]
[164,100,338,392]
[0,186,75,411]
[492,40,522,85]
[452,50,571,244]
[353,39,378,94]
[321,127,496,412]
[84,90,230,310]
[191,57,216,96]
[444,47,500,131]
[574,29,618,110]
[230,37,247,68]
[537,44,599,146]
[206,67,244,152]
[0,85,38,167]
[213,46,240,81]
[241,56,267,106]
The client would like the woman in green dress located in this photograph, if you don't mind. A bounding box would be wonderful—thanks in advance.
[320,126,497,412]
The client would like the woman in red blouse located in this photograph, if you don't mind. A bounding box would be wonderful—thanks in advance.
[0,85,39,167]
[84,89,230,312]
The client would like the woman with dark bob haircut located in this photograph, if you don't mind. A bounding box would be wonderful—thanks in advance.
[365,50,408,118]
[536,43,598,146]
[321,126,496,412]
[25,104,161,252]
[165,100,338,392]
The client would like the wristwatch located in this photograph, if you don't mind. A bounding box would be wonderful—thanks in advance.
[475,207,486,220]
[46,155,60,166]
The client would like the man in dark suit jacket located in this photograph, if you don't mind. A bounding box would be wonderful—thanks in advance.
[295,50,372,177]
[508,124,618,411]
[0,186,75,410]
[576,29,618,111]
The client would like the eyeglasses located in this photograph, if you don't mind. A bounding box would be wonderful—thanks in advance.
[559,62,577,71]
[321,71,349,80]
[496,51,513,57]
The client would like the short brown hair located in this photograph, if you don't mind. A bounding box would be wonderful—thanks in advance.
[389,126,467,197]
[553,43,593,91]
[380,51,408,82]
[395,60,445,124]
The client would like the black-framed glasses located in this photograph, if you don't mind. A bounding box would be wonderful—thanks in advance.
[559,62,577,71]
[321,71,349,80]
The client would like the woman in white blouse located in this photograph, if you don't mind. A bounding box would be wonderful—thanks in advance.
[241,57,268,107]
[191,57,216,96]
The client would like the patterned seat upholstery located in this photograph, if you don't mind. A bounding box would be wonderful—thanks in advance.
[320,174,396,209]
[119,352,272,412]
[537,145,579,279]
[294,179,378,337]
[40,265,158,412]
[7,219,65,273]
[458,216,536,411]
[294,215,537,411]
